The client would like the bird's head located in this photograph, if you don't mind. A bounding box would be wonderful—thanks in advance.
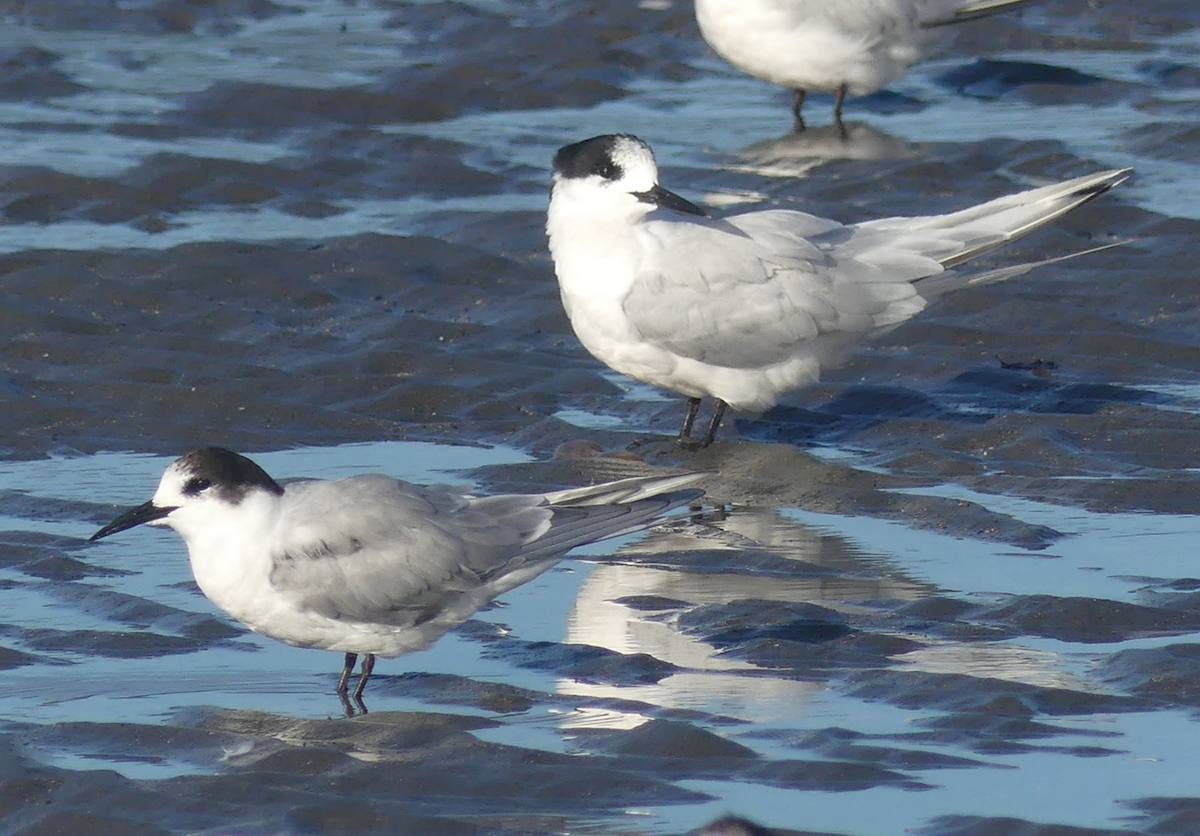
[549,134,707,223]
[91,447,284,543]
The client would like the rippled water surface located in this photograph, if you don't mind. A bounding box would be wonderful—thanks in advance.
[2,1,1200,834]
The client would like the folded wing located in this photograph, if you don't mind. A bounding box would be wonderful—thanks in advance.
[623,210,934,369]
[623,169,1128,370]
[268,473,703,628]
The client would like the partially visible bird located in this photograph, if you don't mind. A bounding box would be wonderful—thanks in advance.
[546,133,1128,448]
[90,447,704,710]
[694,0,1046,132]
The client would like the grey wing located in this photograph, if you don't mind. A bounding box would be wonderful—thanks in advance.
[265,474,702,628]
[624,211,936,368]
[268,476,555,626]
[838,167,1129,300]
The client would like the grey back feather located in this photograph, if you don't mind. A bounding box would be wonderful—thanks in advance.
[622,169,1127,370]
[267,473,703,627]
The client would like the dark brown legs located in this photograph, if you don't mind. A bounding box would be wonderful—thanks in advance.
[792,84,848,137]
[336,651,376,715]
[677,398,728,450]
[792,89,806,132]
[699,400,727,448]
[678,397,702,442]
[832,83,848,139]
[355,654,375,700]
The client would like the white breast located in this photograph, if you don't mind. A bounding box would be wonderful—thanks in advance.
[695,0,926,95]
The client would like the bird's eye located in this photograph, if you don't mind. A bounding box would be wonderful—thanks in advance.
[594,161,621,181]
[183,477,213,496]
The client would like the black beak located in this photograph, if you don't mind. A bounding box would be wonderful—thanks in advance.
[634,183,708,217]
[90,500,176,541]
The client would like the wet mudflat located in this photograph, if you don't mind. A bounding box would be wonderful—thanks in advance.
[1,0,1200,834]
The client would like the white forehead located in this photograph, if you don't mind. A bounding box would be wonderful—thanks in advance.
[609,135,658,186]
[152,458,193,500]
[161,458,192,484]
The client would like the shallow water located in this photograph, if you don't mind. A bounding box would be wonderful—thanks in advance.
[5,442,1200,834]
[2,0,1200,834]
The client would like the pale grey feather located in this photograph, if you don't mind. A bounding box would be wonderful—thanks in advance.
[622,169,1129,371]
[268,473,703,627]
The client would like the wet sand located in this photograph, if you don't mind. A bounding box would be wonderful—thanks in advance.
[1,0,1200,834]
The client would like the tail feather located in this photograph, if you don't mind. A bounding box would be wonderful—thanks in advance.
[859,168,1131,270]
[922,0,1046,28]
[516,473,706,563]
[543,472,708,506]
[913,240,1131,300]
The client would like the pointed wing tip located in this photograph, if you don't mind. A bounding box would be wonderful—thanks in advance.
[1099,167,1133,186]
[1069,168,1132,195]
[671,469,718,485]
[924,0,1045,27]
[1034,168,1130,216]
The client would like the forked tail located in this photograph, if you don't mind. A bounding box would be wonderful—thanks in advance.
[859,168,1131,271]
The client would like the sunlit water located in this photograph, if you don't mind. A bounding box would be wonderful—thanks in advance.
[0,1,1197,832]
[0,0,1193,257]
[0,442,1197,832]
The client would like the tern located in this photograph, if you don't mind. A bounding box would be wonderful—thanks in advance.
[90,447,704,710]
[546,133,1128,448]
[695,0,1045,132]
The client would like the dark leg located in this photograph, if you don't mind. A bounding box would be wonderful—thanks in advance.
[336,652,357,695]
[697,399,727,449]
[352,653,375,702]
[677,397,702,443]
[792,89,807,132]
[832,84,848,139]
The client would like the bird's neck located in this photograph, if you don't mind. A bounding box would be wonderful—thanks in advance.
[180,493,282,626]
[547,206,645,306]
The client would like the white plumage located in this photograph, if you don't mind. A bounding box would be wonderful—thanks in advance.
[694,0,1046,130]
[91,447,704,706]
[546,133,1128,447]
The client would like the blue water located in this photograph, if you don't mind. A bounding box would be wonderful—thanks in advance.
[0,0,1197,832]
[1,441,1198,833]
[0,0,1193,259]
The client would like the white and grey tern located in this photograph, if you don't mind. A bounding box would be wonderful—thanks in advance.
[91,447,704,707]
[546,133,1128,448]
[695,0,1046,132]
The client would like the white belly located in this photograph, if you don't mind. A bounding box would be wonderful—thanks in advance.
[696,0,923,95]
